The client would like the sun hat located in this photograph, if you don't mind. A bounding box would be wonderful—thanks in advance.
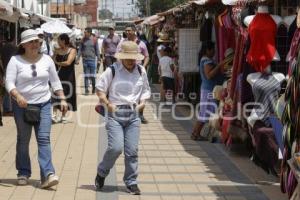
[157,45,166,51]
[114,41,144,60]
[19,29,42,45]
[108,26,115,30]
[157,32,171,43]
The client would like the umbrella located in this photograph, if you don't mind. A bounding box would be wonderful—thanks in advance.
[41,20,72,34]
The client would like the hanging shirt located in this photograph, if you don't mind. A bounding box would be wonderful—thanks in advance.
[250,73,281,126]
[246,13,277,72]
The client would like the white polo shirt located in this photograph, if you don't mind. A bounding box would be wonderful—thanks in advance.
[5,54,63,104]
[96,62,151,105]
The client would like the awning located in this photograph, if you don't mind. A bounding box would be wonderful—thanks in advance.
[35,13,55,22]
[157,3,190,16]
[191,0,221,5]
[222,0,270,5]
[0,0,16,22]
[142,15,165,26]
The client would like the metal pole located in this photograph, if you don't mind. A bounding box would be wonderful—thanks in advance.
[41,0,43,15]
[57,0,59,17]
[64,0,66,17]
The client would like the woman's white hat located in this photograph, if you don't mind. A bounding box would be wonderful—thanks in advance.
[114,41,144,61]
[19,29,41,45]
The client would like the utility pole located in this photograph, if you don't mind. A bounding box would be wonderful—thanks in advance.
[41,0,43,15]
[56,0,59,17]
[145,0,150,16]
[63,0,66,17]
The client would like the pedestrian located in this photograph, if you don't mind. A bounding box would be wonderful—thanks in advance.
[97,34,105,73]
[0,56,4,126]
[76,27,100,95]
[117,24,150,124]
[95,41,151,195]
[191,41,225,140]
[102,26,120,71]
[158,46,175,103]
[36,28,53,56]
[0,36,17,116]
[5,29,68,188]
[52,33,77,123]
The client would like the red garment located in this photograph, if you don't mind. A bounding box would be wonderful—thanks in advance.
[246,13,277,72]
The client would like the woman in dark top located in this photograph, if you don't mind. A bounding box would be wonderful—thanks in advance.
[53,34,77,123]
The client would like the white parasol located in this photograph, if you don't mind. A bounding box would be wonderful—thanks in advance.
[41,20,72,34]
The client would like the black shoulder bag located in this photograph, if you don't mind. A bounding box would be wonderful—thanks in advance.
[24,105,41,125]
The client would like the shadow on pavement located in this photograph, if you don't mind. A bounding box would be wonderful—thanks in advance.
[0,178,40,188]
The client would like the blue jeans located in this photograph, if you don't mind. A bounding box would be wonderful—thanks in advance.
[98,106,141,186]
[82,59,96,91]
[12,100,55,181]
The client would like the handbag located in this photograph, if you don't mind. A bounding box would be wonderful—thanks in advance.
[23,105,41,125]
[95,104,106,117]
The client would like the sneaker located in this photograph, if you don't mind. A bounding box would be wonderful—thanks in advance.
[41,174,59,189]
[17,175,28,186]
[92,88,96,94]
[126,184,141,195]
[95,174,105,190]
[85,89,89,95]
[140,115,148,124]
[52,115,60,124]
[61,117,68,124]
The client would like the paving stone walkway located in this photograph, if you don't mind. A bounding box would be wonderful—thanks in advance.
[0,66,288,200]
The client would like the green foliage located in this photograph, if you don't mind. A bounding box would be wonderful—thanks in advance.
[99,9,113,19]
[135,0,188,16]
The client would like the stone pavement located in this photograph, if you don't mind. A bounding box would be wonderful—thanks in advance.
[0,66,288,200]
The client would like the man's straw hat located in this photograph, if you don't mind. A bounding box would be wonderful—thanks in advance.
[114,41,144,60]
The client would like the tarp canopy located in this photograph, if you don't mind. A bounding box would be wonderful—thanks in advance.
[41,20,72,34]
[0,0,18,22]
[142,15,165,26]
[221,0,270,5]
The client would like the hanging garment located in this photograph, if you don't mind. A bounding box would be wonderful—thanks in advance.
[251,73,281,126]
[216,11,236,63]
[273,24,289,75]
[230,28,248,99]
[251,120,279,173]
[200,18,213,42]
[246,13,277,72]
[288,17,297,45]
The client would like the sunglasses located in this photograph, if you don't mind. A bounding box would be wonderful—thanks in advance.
[31,64,37,77]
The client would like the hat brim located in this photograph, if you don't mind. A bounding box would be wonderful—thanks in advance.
[157,39,171,43]
[19,36,42,46]
[114,52,145,61]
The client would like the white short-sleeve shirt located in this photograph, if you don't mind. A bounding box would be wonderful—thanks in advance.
[159,56,174,78]
[95,62,151,105]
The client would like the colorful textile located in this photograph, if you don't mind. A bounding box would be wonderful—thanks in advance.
[246,13,277,72]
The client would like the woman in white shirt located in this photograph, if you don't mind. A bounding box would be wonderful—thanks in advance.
[5,29,68,188]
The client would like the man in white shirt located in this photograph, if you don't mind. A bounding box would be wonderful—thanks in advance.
[95,41,151,195]
[117,24,150,124]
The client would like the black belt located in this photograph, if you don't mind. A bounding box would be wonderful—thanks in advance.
[116,104,136,110]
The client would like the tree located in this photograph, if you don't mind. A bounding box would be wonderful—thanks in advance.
[135,0,188,16]
[98,9,113,20]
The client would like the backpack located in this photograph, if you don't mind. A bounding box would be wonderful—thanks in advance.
[95,64,143,116]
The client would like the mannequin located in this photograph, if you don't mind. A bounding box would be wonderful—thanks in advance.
[246,66,285,127]
[244,5,281,62]
[283,15,296,29]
